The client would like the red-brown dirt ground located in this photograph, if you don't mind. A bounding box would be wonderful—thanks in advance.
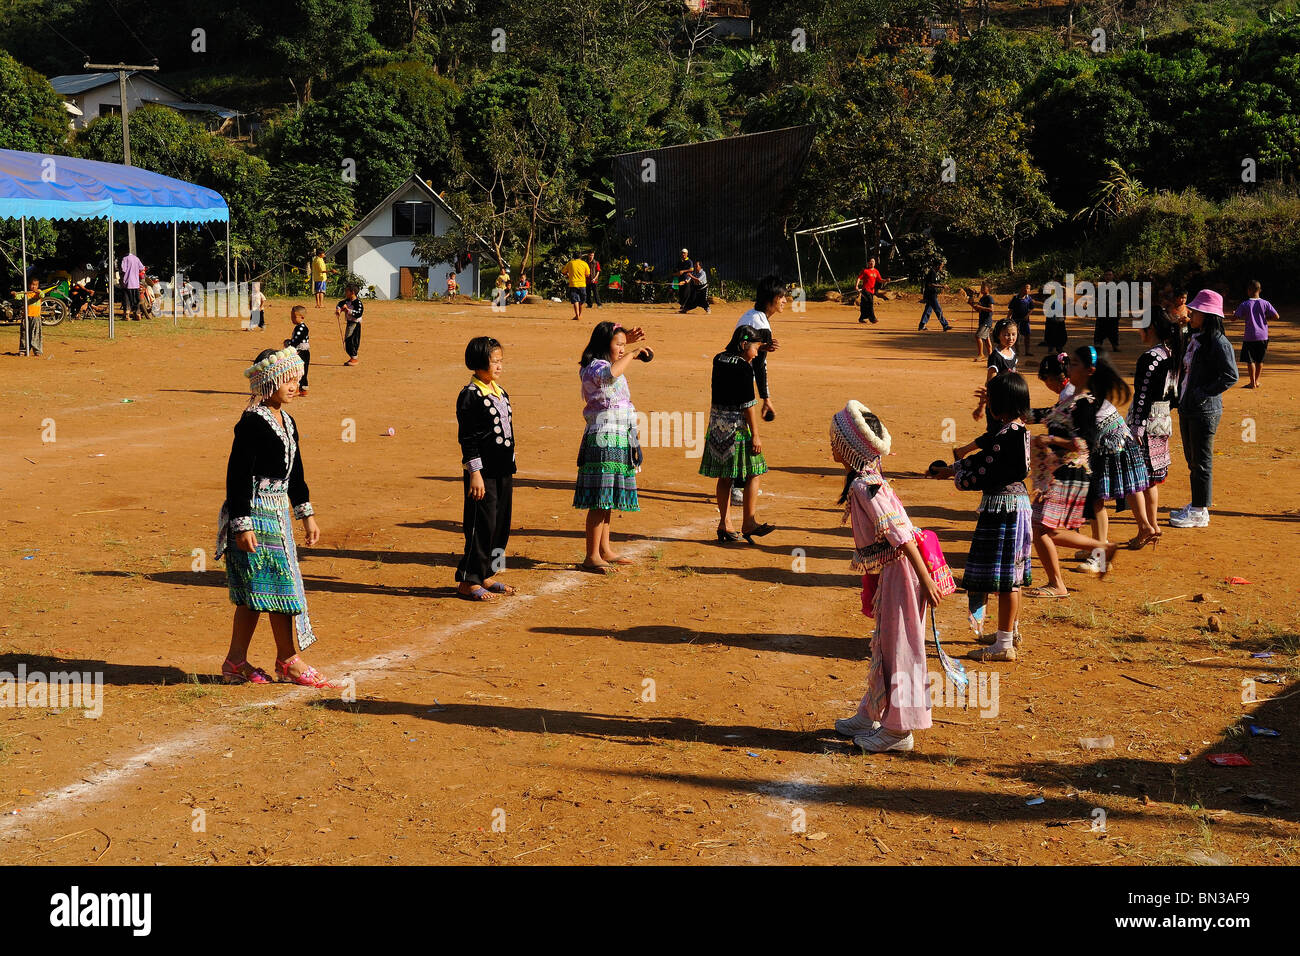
[1,291,1296,865]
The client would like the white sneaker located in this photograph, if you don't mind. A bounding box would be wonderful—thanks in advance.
[855,728,914,752]
[834,713,880,738]
[1168,503,1193,521]
[1169,507,1209,528]
[1076,555,1103,574]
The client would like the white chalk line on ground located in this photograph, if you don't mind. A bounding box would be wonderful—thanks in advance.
[0,517,715,840]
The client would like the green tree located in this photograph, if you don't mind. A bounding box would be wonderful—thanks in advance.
[261,163,357,266]
[0,50,69,152]
[272,53,457,209]
[268,0,376,104]
[75,105,272,275]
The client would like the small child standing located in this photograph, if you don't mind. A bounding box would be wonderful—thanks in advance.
[1232,279,1277,389]
[972,281,995,361]
[215,347,334,687]
[455,336,517,600]
[247,281,266,330]
[830,401,949,753]
[933,374,1033,662]
[336,286,364,366]
[285,305,311,395]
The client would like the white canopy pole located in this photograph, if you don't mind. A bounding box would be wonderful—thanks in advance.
[224,221,231,318]
[173,222,179,326]
[108,219,115,340]
[793,232,803,291]
[19,216,28,356]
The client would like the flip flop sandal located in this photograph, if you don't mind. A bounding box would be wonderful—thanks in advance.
[1025,586,1069,599]
[458,585,493,601]
[485,582,517,595]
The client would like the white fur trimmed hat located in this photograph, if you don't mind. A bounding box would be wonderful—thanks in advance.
[830,400,891,472]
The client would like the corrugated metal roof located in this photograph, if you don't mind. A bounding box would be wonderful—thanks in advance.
[49,72,124,95]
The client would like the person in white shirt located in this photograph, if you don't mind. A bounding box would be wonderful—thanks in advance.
[248,281,267,330]
[731,275,786,503]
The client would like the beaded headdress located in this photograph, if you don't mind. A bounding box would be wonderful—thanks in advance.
[245,347,304,408]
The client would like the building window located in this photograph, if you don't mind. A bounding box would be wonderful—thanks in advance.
[392,201,434,236]
[99,104,121,118]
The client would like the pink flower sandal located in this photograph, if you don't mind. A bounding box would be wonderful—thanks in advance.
[274,655,337,689]
[222,658,272,685]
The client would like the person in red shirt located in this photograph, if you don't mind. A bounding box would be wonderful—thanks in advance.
[854,258,889,324]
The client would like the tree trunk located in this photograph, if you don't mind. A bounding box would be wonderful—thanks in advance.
[1008,229,1016,271]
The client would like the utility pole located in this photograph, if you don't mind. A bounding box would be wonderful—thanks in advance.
[84,60,158,257]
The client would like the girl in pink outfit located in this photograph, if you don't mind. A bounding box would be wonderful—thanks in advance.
[830,401,946,753]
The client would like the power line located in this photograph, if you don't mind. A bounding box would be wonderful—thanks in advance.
[46,21,93,63]
[101,0,158,65]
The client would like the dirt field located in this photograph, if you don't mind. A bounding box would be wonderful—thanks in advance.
[1,291,1296,865]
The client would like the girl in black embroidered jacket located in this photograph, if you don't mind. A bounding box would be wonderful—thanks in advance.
[215,348,335,688]
[931,373,1033,661]
[455,336,518,599]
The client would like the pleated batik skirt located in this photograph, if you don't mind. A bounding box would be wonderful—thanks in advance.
[573,428,640,512]
[218,478,316,649]
[1095,437,1151,501]
[698,406,768,480]
[960,491,1033,593]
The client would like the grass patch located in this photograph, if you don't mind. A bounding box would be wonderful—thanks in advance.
[176,674,221,704]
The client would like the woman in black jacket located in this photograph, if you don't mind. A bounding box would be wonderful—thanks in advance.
[1169,290,1238,529]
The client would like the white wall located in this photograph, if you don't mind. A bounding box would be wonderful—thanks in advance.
[345,183,478,299]
[65,76,180,131]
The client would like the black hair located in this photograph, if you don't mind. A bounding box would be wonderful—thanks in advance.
[1037,352,1069,380]
[253,348,279,364]
[580,320,624,367]
[754,274,787,312]
[1073,345,1132,406]
[991,317,1016,348]
[1146,309,1174,346]
[465,335,502,371]
[726,324,768,354]
[1194,310,1226,342]
[988,372,1031,423]
[837,409,886,505]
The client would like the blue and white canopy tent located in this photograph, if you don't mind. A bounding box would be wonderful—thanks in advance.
[0,148,230,342]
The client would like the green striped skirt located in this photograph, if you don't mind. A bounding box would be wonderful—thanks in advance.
[574,428,640,512]
[699,405,768,480]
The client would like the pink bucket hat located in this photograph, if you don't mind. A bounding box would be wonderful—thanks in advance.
[1187,289,1223,317]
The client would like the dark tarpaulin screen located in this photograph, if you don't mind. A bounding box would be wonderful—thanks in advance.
[611,126,813,282]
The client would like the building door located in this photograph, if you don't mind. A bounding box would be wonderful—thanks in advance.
[399,266,423,299]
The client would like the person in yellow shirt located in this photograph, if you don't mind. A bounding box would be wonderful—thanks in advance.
[561,254,591,321]
[309,250,328,309]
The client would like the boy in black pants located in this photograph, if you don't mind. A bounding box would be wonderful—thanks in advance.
[287,305,311,395]
[336,286,364,365]
[455,336,517,600]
